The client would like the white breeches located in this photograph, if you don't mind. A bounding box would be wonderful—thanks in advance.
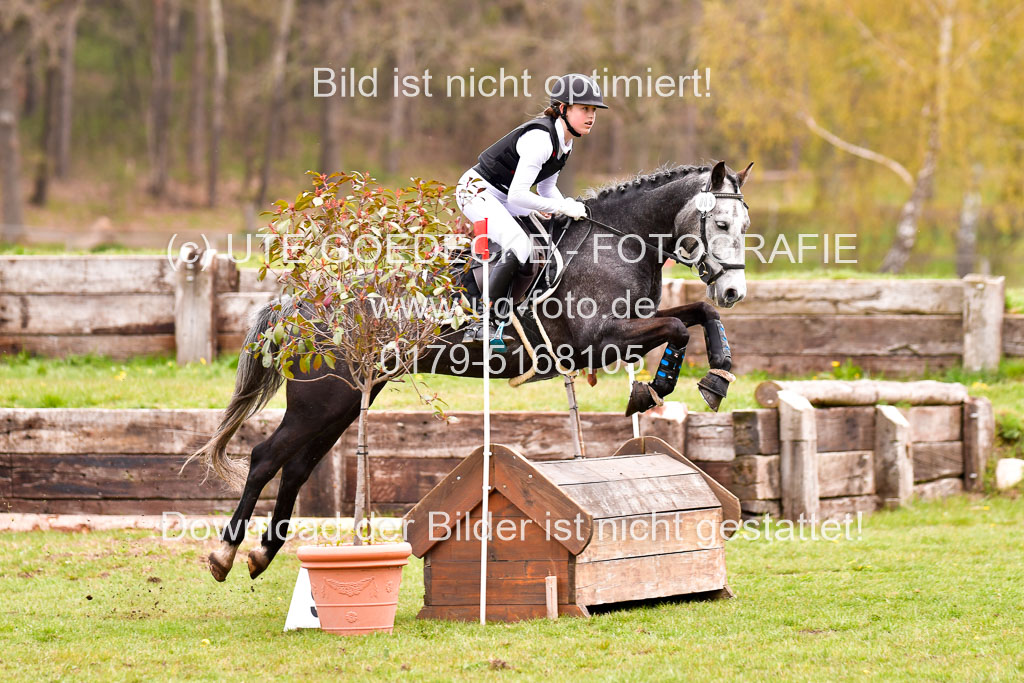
[455,169,533,262]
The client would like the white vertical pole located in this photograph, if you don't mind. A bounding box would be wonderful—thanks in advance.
[478,219,490,625]
[627,361,640,438]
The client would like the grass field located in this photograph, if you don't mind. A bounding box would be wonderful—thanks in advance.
[1,495,1022,680]
[2,351,1023,412]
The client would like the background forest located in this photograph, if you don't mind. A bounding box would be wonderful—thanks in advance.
[1,0,1022,282]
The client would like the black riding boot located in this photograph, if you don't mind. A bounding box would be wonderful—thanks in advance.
[463,250,520,346]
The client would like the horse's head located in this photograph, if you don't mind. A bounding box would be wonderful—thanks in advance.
[673,161,753,309]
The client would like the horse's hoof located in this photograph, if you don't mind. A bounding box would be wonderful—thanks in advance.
[625,381,663,416]
[208,542,238,582]
[248,546,270,580]
[697,371,733,413]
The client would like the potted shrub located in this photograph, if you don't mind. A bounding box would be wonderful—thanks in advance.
[258,171,467,634]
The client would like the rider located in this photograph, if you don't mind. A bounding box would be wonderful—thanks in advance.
[456,73,607,344]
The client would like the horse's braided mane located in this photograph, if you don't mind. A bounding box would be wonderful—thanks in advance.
[582,162,739,200]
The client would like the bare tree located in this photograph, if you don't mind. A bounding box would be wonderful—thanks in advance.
[255,0,296,207]
[26,4,63,206]
[148,0,174,198]
[55,0,81,179]
[956,163,982,277]
[29,49,58,206]
[0,8,30,242]
[386,1,413,174]
[187,0,208,182]
[879,2,953,273]
[318,0,348,174]
[21,44,37,117]
[207,0,226,207]
[880,2,953,273]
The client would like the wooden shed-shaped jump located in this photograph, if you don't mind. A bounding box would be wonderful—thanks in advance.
[405,436,740,621]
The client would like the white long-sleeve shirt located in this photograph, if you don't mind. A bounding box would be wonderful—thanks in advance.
[505,117,573,214]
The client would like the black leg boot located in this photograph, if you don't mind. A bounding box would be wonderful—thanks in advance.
[462,250,520,347]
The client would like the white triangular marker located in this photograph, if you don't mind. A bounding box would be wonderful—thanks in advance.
[283,567,321,631]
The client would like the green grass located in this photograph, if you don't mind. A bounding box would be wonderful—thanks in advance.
[0,350,755,414]
[1007,288,1024,315]
[2,352,1022,418]
[1,495,1022,680]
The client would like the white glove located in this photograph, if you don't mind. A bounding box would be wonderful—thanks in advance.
[559,198,588,220]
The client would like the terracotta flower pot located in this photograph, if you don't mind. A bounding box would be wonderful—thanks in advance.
[296,542,412,635]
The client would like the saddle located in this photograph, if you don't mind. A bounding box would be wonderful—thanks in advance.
[458,212,572,312]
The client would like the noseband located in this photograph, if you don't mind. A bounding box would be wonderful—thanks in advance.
[675,175,748,285]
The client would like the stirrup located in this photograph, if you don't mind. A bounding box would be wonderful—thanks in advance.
[489,321,509,353]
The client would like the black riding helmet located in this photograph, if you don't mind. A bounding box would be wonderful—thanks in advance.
[549,73,608,138]
[549,73,609,109]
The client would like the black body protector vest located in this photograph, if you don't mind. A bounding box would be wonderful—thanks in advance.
[472,116,569,194]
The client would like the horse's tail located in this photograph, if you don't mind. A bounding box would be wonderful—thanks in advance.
[183,299,286,491]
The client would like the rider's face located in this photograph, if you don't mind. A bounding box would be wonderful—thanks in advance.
[564,104,598,136]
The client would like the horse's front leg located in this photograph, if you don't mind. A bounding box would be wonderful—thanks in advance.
[592,316,690,416]
[655,301,735,411]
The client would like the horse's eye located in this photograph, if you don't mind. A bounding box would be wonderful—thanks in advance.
[715,221,728,230]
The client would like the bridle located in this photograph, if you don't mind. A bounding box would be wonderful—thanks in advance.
[581,174,748,286]
[674,175,748,285]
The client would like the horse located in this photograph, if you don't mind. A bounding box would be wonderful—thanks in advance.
[193,160,753,581]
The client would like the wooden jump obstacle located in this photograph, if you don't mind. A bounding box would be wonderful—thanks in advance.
[404,436,740,622]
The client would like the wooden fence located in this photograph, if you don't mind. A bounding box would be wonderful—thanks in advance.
[1,255,1020,374]
[0,399,992,521]
[0,253,275,362]
[661,274,1016,374]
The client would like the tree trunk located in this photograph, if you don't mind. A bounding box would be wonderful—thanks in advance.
[0,19,28,242]
[318,0,348,174]
[21,46,37,117]
[207,0,226,207]
[148,0,173,198]
[678,0,702,164]
[255,0,296,207]
[956,164,982,278]
[351,386,372,546]
[30,62,59,206]
[878,139,938,273]
[55,0,81,179]
[385,8,413,174]
[187,0,208,182]
[607,0,626,174]
[879,3,953,273]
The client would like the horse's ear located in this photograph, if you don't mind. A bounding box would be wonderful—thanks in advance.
[710,161,727,190]
[737,162,754,188]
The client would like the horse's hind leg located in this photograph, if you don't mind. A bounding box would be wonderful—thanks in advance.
[246,420,351,579]
[208,438,277,581]
[208,409,324,581]
[247,382,385,579]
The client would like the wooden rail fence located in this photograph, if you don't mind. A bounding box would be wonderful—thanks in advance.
[1,255,1019,374]
[0,398,992,521]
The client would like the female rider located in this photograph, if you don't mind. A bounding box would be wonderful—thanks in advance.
[455,73,607,344]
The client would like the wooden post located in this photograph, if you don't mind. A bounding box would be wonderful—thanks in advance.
[962,274,1004,371]
[777,390,818,522]
[175,246,217,365]
[962,396,994,491]
[564,374,586,459]
[874,405,913,508]
[545,575,558,620]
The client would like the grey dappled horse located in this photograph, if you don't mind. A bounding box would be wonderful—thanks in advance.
[193,160,753,581]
